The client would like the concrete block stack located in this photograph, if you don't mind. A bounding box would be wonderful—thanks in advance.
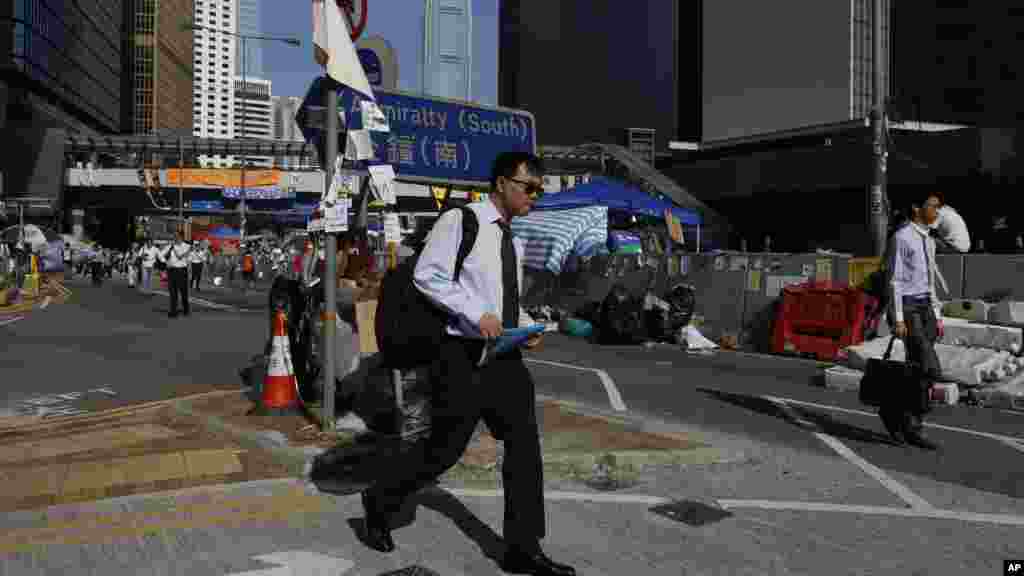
[830,301,1024,411]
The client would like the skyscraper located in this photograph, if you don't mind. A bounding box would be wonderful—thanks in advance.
[234,77,273,168]
[421,0,473,102]
[237,0,262,77]
[124,0,194,135]
[271,96,313,168]
[192,0,238,167]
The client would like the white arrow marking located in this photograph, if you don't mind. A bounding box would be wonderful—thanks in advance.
[229,550,354,576]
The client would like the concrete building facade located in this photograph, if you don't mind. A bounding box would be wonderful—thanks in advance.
[191,0,238,167]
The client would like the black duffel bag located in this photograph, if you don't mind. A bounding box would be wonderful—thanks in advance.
[859,337,932,412]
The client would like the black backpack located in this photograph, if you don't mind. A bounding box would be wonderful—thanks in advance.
[376,206,479,369]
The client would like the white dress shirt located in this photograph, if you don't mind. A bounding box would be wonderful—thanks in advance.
[414,197,532,338]
[889,222,943,323]
[141,246,157,268]
[930,205,970,253]
[189,245,208,265]
[164,241,191,269]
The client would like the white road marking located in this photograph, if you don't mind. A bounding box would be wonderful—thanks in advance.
[814,432,935,510]
[525,358,627,412]
[0,316,24,327]
[762,396,935,510]
[229,550,354,576]
[151,290,238,311]
[443,487,669,506]
[763,395,1024,450]
[716,499,1024,527]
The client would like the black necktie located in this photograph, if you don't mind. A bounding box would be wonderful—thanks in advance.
[499,221,520,328]
[921,234,932,294]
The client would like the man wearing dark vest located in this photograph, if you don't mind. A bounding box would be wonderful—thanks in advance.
[360,152,575,575]
[163,231,191,318]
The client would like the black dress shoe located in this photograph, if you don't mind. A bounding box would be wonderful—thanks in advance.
[500,547,576,576]
[904,431,938,451]
[168,313,177,319]
[360,491,395,553]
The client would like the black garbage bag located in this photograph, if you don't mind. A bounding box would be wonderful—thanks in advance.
[598,284,646,345]
[665,283,696,332]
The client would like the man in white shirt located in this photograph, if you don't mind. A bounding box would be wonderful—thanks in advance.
[361,153,575,576]
[140,240,158,292]
[930,204,970,253]
[884,190,944,451]
[163,231,191,317]
[189,241,209,292]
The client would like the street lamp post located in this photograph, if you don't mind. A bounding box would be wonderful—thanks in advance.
[188,23,300,250]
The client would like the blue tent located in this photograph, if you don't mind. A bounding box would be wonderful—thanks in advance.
[532,178,701,226]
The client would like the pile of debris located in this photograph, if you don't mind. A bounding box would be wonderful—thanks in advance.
[828,300,1024,411]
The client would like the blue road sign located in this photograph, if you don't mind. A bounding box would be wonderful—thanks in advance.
[188,200,224,211]
[297,76,538,186]
[342,87,537,185]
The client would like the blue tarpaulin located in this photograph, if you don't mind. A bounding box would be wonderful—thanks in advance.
[532,178,701,226]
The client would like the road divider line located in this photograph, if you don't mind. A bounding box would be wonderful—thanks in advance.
[814,432,934,510]
[151,290,238,311]
[716,499,1024,527]
[763,396,934,510]
[524,358,627,412]
[442,487,668,506]
[763,395,1024,449]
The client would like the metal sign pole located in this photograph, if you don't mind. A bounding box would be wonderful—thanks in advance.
[321,82,340,433]
[869,0,889,257]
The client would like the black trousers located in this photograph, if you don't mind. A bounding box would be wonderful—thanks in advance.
[368,336,546,549]
[882,300,940,429]
[167,267,190,316]
[191,263,203,290]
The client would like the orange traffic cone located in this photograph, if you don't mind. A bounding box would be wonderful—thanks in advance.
[257,309,301,415]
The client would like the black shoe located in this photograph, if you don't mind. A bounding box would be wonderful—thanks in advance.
[500,547,577,576]
[879,409,906,444]
[904,430,938,451]
[360,491,395,553]
[168,313,178,319]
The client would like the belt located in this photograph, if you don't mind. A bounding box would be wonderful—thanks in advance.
[902,295,931,306]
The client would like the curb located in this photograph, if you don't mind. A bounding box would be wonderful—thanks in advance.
[169,396,322,480]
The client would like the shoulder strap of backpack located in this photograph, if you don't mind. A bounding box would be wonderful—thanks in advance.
[453,206,479,283]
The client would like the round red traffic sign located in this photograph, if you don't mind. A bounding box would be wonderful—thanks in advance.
[337,0,367,41]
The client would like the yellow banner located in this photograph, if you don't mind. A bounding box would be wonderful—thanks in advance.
[166,169,281,188]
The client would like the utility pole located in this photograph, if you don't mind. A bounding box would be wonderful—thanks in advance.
[869,0,889,257]
[321,80,339,432]
[178,137,185,238]
[240,36,248,250]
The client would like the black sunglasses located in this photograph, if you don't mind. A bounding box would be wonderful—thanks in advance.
[504,176,545,198]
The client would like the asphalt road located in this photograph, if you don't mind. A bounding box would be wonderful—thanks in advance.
[3,272,1023,514]
[527,334,1024,506]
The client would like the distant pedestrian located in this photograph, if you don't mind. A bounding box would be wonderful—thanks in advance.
[63,242,72,281]
[189,241,209,292]
[241,249,256,291]
[140,240,158,292]
[162,231,191,318]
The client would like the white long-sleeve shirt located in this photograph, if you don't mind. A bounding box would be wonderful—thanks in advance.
[163,241,191,269]
[888,222,943,323]
[413,197,531,338]
[931,205,970,253]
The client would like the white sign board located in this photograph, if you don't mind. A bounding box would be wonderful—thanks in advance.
[383,213,401,244]
[323,199,351,233]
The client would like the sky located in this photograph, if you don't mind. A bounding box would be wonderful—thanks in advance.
[261,0,499,105]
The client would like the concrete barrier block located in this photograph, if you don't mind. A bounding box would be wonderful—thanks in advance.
[940,318,1023,353]
[943,299,990,322]
[988,301,1024,325]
